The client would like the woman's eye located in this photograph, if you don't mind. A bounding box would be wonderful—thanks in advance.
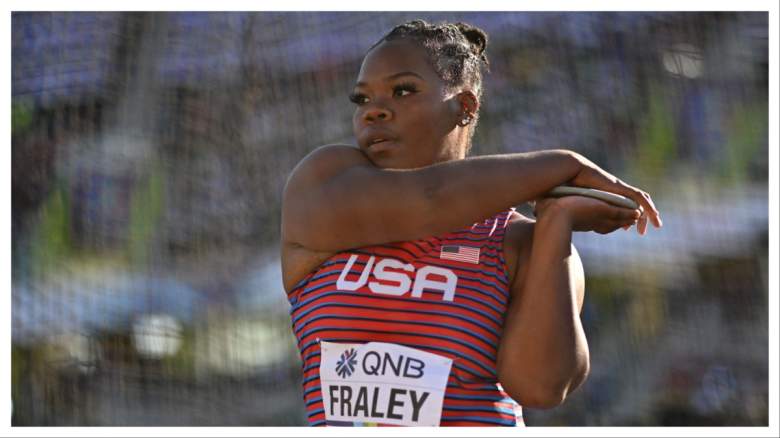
[393,83,418,97]
[349,92,368,105]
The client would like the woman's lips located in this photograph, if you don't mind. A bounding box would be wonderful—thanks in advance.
[367,139,397,153]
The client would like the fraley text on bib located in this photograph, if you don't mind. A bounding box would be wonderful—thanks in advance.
[319,341,453,426]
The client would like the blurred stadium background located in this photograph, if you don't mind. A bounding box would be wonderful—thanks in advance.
[11,11,768,426]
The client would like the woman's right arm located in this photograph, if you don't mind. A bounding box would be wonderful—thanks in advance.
[281,144,660,253]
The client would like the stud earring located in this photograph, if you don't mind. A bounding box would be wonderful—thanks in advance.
[459,114,472,126]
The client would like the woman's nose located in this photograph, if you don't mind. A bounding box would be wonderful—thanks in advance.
[363,105,392,123]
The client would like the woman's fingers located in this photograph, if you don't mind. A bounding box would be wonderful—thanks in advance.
[637,189,662,228]
[613,208,640,232]
[620,207,641,221]
[613,182,662,229]
[594,203,640,234]
[571,154,662,230]
[572,201,641,233]
[636,212,649,235]
[597,217,638,234]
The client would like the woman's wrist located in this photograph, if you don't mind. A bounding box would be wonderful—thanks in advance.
[534,202,574,237]
[554,149,585,183]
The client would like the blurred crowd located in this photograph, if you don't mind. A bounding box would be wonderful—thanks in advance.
[11,12,768,425]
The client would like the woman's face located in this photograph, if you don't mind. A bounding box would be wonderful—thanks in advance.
[351,40,466,169]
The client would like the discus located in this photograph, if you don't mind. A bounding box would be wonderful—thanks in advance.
[547,186,639,210]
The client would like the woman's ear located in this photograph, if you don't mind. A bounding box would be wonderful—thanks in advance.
[451,90,479,127]
[457,90,479,118]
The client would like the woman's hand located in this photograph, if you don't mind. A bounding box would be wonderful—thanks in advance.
[567,153,662,234]
[533,195,642,235]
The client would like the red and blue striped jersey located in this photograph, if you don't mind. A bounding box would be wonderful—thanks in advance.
[286,209,523,426]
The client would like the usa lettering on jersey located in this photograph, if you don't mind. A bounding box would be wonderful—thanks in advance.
[336,254,458,301]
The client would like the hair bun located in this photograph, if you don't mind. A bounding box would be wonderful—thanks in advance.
[455,22,488,58]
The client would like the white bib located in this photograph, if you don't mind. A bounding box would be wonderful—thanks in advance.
[319,341,453,427]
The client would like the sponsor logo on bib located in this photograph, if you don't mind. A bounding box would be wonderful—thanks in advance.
[320,341,453,427]
[336,348,358,378]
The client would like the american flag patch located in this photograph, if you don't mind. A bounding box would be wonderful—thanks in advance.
[439,245,480,264]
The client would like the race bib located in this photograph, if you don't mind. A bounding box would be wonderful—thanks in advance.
[319,341,453,427]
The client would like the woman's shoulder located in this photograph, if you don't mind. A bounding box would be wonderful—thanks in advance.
[285,144,370,190]
[296,143,367,169]
[306,143,362,158]
[281,144,373,291]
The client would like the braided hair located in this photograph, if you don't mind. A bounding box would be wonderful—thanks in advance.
[371,20,490,100]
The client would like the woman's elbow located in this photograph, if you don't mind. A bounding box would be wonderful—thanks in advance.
[510,386,567,409]
[500,361,591,409]
[502,381,568,409]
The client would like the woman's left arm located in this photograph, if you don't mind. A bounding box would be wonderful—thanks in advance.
[497,196,645,408]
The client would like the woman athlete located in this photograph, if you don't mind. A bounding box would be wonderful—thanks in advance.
[281,20,662,427]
